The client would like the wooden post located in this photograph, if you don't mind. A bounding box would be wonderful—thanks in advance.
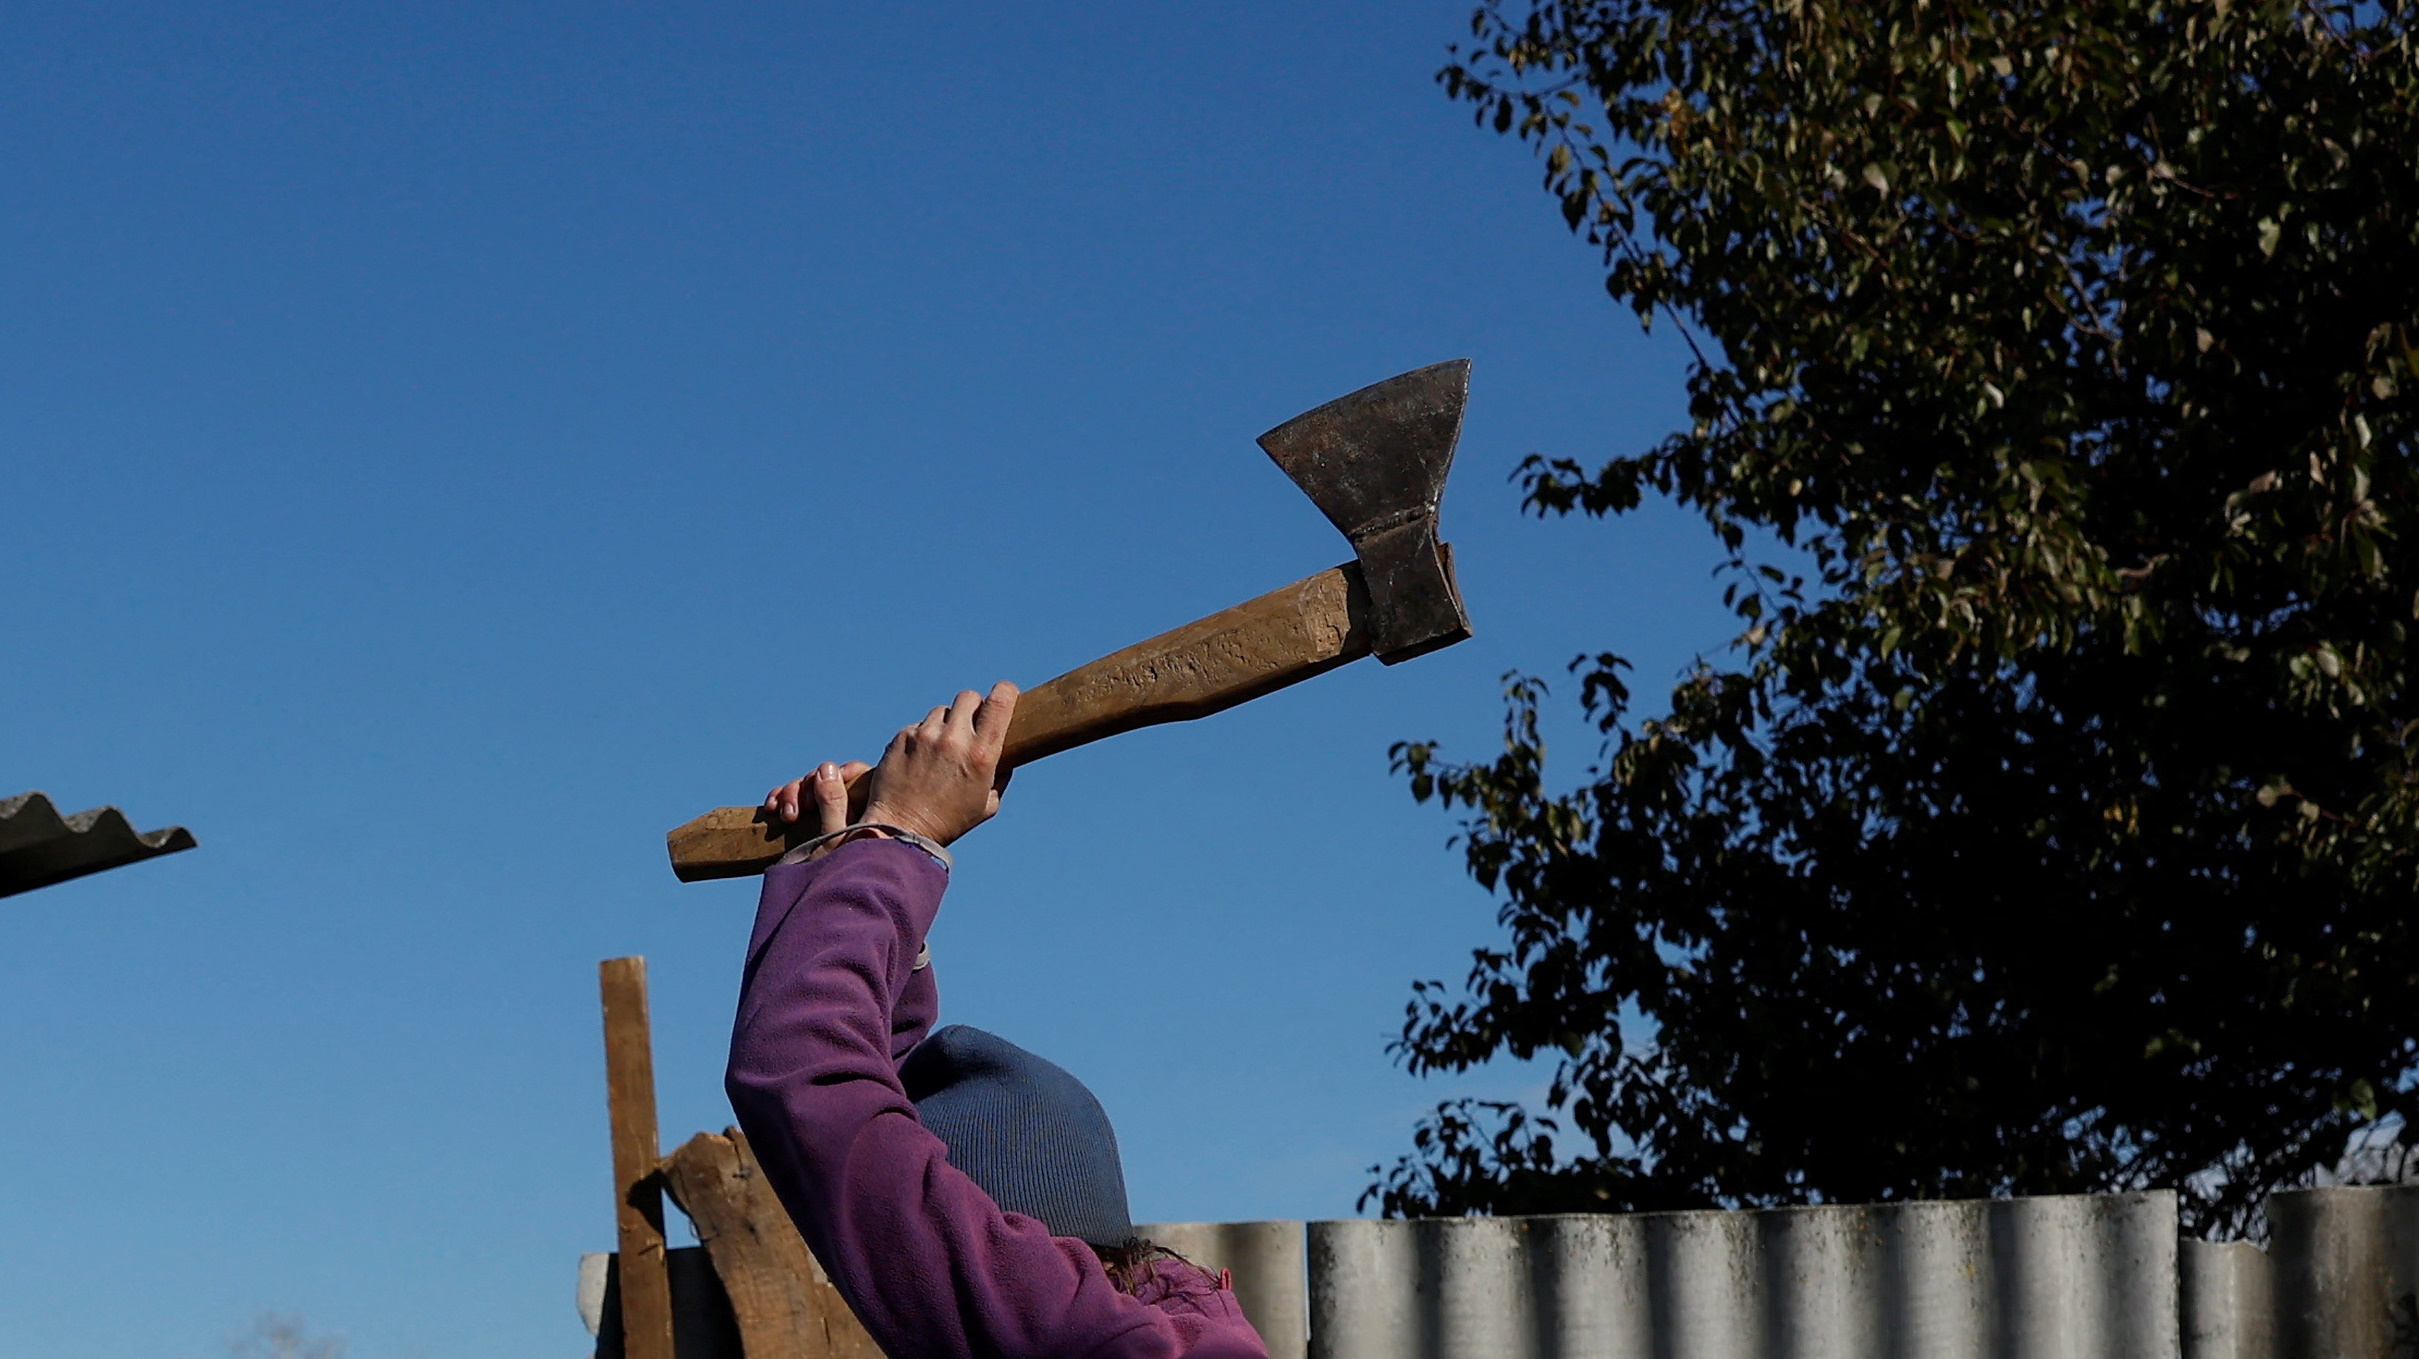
[661,1129,884,1359]
[601,956,677,1359]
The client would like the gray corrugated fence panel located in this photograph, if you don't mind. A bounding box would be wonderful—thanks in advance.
[1136,1220,1309,1359]
[566,1188,2419,1356]
[2179,1240,2273,1359]
[579,1253,609,1335]
[581,1248,741,1359]
[0,790,195,898]
[2266,1184,2419,1359]
[1309,1192,2179,1359]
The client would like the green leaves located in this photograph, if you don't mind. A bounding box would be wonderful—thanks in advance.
[1388,0,2419,1236]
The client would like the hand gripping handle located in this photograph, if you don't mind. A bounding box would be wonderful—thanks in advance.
[664,560,1384,881]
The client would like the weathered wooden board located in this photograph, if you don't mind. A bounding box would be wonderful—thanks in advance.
[601,957,677,1359]
[661,1128,884,1359]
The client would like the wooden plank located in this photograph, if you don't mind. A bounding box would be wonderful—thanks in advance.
[586,1247,743,1359]
[601,956,677,1359]
[661,1128,884,1359]
[666,559,1375,880]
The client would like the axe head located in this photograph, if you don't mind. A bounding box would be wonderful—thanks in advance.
[1257,359,1473,663]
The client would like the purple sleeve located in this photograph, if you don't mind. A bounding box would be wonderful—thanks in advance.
[726,838,1266,1359]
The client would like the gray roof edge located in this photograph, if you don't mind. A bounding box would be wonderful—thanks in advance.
[0,790,196,898]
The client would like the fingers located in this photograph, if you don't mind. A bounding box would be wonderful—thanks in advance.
[947,688,983,733]
[828,761,871,831]
[766,777,805,823]
[812,762,851,835]
[766,760,873,825]
[972,681,1019,755]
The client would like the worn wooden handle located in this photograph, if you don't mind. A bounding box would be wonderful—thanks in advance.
[665,558,1378,881]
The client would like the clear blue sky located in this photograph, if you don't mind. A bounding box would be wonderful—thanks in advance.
[0,4,1732,1355]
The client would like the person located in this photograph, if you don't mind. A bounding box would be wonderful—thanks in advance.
[725,681,1269,1359]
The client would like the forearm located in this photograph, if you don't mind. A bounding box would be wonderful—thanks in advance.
[725,840,1178,1359]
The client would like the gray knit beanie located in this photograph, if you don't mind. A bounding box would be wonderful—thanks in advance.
[901,1025,1135,1248]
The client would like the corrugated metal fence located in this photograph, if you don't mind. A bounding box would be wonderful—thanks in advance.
[1137,1184,2419,1359]
[1308,1192,2179,1358]
[587,1186,2416,1358]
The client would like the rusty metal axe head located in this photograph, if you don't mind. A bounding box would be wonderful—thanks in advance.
[1257,359,1473,663]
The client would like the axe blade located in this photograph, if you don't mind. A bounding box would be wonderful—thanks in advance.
[1257,360,1473,662]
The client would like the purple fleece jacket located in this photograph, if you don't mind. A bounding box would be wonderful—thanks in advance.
[727,837,1269,1359]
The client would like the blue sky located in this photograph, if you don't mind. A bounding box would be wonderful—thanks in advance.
[0,4,1733,1355]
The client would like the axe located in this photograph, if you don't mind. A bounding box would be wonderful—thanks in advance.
[666,359,1475,881]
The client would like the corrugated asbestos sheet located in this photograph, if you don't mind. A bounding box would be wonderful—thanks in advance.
[2183,1185,2419,1359]
[1309,1193,2180,1359]
[0,790,195,898]
[578,1185,2419,1359]
[1153,1185,2415,1359]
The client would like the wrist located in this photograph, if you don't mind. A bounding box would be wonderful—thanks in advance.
[797,823,888,863]
[776,819,951,871]
[863,802,949,846]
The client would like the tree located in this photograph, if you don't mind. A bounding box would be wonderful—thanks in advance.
[1373,0,2419,1236]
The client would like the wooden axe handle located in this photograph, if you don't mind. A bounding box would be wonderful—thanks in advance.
[665,560,1376,881]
